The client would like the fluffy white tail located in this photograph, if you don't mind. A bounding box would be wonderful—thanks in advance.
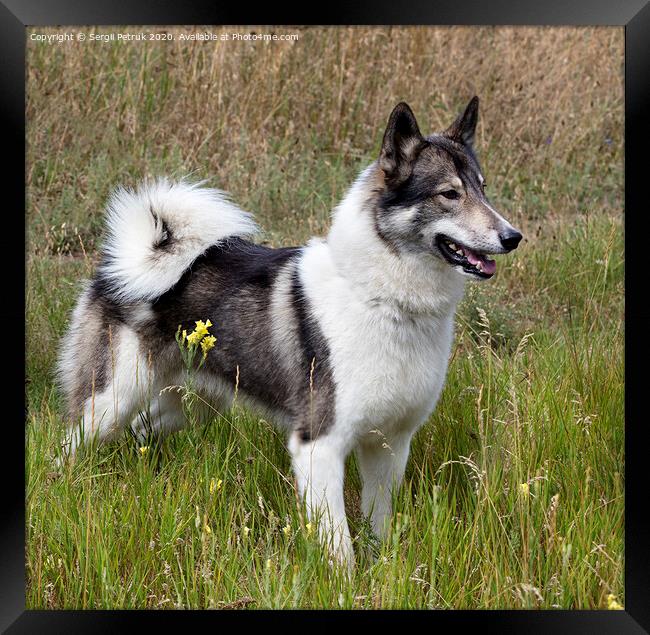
[96,178,258,302]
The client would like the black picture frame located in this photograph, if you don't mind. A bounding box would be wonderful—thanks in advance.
[4,1,648,631]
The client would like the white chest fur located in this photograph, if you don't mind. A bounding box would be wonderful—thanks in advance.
[300,240,462,444]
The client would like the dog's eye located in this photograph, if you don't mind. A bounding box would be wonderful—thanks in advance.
[440,190,460,200]
[481,181,487,190]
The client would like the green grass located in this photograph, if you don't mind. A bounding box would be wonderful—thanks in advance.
[26,214,624,609]
[26,26,624,609]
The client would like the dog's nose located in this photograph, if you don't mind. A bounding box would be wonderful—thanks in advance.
[499,230,522,251]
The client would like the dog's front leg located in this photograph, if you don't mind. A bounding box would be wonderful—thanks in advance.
[289,431,354,569]
[356,430,413,540]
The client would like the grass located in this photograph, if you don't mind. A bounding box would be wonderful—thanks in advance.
[26,26,624,609]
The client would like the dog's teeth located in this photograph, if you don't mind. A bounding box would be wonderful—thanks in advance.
[449,243,456,250]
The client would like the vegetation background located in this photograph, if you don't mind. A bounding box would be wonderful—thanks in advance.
[26,26,624,609]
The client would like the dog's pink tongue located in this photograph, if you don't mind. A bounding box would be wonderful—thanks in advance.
[480,258,497,275]
[464,248,497,275]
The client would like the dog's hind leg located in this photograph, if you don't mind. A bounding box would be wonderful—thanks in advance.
[289,430,354,569]
[356,429,413,540]
[62,326,156,461]
[130,387,187,443]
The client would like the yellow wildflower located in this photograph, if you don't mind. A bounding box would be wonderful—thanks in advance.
[194,319,212,337]
[266,558,272,571]
[184,319,213,348]
[138,446,149,455]
[242,526,250,537]
[186,330,203,346]
[201,335,217,357]
[282,524,291,536]
[305,522,314,537]
[203,523,212,535]
[519,482,530,496]
[607,594,623,610]
[209,477,223,494]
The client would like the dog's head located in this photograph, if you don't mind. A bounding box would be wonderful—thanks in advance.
[375,97,522,279]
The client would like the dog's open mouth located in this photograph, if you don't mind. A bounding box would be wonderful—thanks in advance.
[436,235,496,279]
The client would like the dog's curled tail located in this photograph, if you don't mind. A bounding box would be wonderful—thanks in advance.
[95,178,259,303]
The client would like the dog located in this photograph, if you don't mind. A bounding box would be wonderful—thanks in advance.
[57,97,522,567]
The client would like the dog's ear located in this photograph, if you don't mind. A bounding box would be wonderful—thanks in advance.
[379,102,425,187]
[445,96,479,147]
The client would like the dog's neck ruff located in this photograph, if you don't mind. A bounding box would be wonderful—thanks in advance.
[327,163,466,318]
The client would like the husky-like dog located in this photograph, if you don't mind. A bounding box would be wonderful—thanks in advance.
[58,97,521,566]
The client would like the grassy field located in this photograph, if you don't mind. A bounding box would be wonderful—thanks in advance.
[26,26,624,609]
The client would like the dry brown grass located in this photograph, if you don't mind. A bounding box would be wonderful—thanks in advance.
[27,26,623,252]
